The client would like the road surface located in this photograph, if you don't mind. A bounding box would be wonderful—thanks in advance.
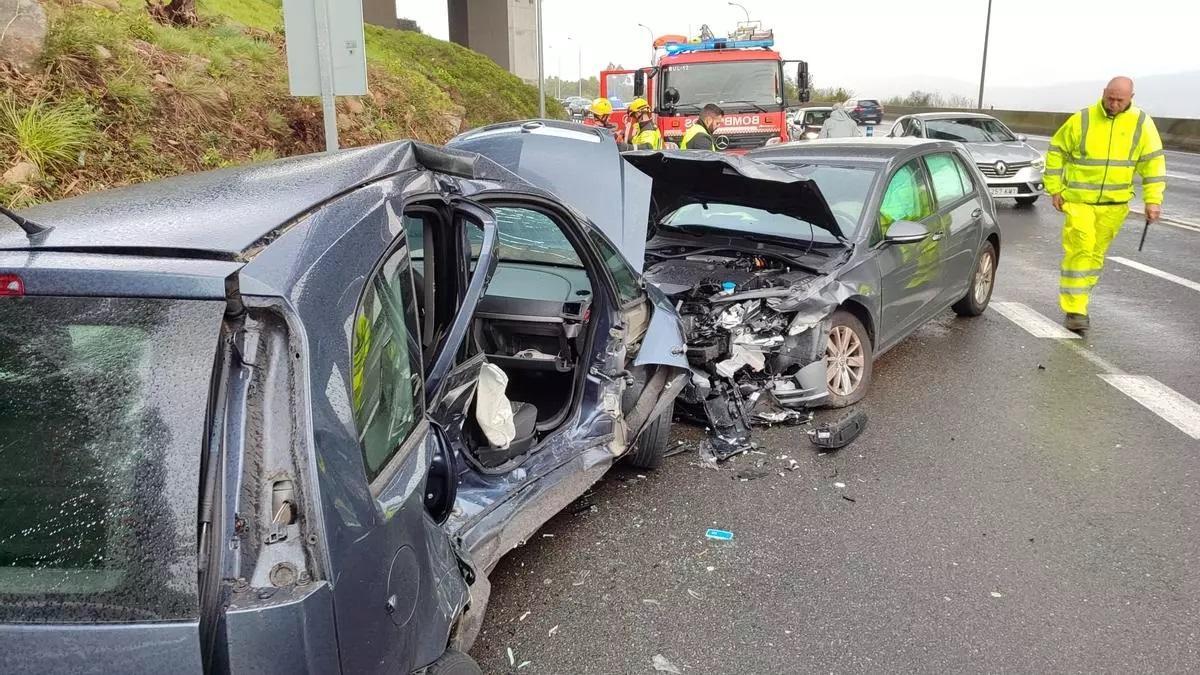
[471,173,1200,672]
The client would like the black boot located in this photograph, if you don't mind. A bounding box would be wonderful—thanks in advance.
[1064,313,1090,333]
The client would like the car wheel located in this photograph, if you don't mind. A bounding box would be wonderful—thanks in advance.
[425,649,482,675]
[1015,196,1038,206]
[953,240,997,317]
[625,401,674,470]
[823,310,873,408]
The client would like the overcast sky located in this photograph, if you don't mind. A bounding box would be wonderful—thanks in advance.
[397,0,1199,94]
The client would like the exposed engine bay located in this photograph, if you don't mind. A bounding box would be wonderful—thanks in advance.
[644,244,834,459]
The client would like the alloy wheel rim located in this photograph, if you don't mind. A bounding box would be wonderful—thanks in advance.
[825,325,865,397]
[974,251,995,304]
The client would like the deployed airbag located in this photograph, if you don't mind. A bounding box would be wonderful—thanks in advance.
[475,362,516,448]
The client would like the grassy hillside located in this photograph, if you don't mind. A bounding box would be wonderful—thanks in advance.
[0,0,562,206]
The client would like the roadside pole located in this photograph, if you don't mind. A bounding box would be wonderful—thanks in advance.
[282,0,368,153]
[536,0,545,118]
[313,0,338,151]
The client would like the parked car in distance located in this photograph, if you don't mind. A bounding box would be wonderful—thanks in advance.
[843,98,884,125]
[790,106,834,140]
[0,137,687,674]
[888,112,1045,206]
[561,95,590,119]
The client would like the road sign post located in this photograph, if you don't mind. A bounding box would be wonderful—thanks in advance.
[283,0,368,152]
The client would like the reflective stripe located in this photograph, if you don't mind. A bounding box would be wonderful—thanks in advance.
[1066,180,1132,191]
[1078,107,1090,159]
[1142,175,1167,184]
[1060,287,1089,295]
[1138,148,1165,162]
[1044,168,1063,176]
[1061,268,1102,278]
[1048,144,1066,155]
[1128,111,1147,160]
[1068,157,1136,167]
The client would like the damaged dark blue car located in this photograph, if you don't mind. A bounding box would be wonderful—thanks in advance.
[0,140,689,674]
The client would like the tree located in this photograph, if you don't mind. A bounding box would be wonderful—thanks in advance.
[146,0,198,27]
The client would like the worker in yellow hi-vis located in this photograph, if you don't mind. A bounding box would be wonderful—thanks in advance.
[1044,76,1166,333]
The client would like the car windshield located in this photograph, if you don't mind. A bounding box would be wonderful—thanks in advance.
[0,296,223,623]
[660,165,874,243]
[467,206,584,268]
[925,118,1015,143]
[604,73,635,104]
[662,61,781,110]
[804,110,832,125]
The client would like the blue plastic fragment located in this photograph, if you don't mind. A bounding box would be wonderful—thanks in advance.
[705,528,734,541]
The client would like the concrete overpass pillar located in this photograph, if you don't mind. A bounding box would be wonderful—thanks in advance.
[447,0,538,84]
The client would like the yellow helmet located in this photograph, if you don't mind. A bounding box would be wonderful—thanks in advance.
[629,97,650,114]
[589,98,613,116]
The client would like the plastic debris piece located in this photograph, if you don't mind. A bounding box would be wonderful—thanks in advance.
[990,591,1003,598]
[841,495,856,503]
[642,598,660,605]
[518,661,532,670]
[548,625,559,637]
[687,589,703,600]
[652,654,682,674]
[787,459,800,471]
[808,409,868,449]
[542,533,554,538]
[507,647,515,666]
[834,482,846,488]
[705,528,734,541]
[519,611,530,622]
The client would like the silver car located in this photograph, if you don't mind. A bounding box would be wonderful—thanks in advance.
[789,106,833,140]
[888,112,1045,206]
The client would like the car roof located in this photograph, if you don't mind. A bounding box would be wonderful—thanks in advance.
[749,137,961,165]
[905,111,999,121]
[0,141,515,260]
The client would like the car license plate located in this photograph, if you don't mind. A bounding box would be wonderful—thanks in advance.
[989,187,1019,197]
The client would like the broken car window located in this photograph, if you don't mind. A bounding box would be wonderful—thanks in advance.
[0,296,223,623]
[469,207,585,268]
[352,242,425,482]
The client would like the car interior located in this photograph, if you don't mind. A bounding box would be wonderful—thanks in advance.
[405,204,595,469]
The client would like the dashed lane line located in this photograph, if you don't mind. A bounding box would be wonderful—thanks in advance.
[992,301,1200,441]
[990,301,1080,339]
[1099,375,1200,440]
[1108,256,1200,294]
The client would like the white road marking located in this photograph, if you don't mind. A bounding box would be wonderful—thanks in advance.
[990,301,1081,339]
[1108,256,1200,293]
[991,302,1200,441]
[1165,172,1200,183]
[1099,375,1200,439]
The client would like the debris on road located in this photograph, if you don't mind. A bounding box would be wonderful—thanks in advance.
[642,598,661,606]
[808,409,868,450]
[841,495,857,503]
[518,611,530,622]
[833,482,846,489]
[548,625,559,637]
[518,661,531,670]
[990,591,1004,598]
[507,647,515,666]
[571,570,591,586]
[687,589,704,600]
[652,654,683,674]
[705,528,734,541]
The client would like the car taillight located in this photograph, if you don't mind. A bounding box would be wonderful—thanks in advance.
[0,274,24,296]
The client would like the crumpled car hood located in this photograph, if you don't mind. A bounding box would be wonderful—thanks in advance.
[622,150,844,242]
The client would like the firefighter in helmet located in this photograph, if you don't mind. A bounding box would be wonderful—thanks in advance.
[626,98,663,150]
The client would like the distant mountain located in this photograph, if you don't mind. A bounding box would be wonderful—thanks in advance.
[840,71,1200,119]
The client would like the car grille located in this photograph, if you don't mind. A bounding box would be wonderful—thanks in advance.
[977,161,1031,178]
[716,132,777,150]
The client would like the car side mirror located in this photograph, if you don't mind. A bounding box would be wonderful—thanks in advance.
[634,70,645,97]
[883,220,930,245]
[1016,134,1028,142]
[663,87,680,107]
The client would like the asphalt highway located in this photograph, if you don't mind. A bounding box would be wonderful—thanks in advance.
[472,171,1200,673]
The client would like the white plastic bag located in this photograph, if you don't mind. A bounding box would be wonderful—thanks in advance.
[475,362,515,448]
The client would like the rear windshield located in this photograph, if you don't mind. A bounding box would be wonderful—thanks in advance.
[859,100,879,107]
[0,296,223,623]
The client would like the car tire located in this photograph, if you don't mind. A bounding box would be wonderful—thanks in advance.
[625,401,674,470]
[953,240,997,317]
[1015,196,1039,207]
[425,650,483,675]
[823,309,873,409]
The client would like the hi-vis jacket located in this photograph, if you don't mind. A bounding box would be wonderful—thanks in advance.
[1045,101,1166,205]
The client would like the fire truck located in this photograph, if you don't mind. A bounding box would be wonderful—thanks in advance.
[600,23,809,152]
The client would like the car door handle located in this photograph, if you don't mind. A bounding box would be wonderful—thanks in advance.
[971,208,983,219]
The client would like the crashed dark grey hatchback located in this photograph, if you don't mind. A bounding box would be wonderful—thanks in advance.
[454,126,1002,459]
[0,140,687,674]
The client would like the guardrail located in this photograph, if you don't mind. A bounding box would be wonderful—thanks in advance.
[877,105,1200,153]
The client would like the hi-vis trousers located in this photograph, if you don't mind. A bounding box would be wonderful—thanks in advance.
[1059,201,1130,315]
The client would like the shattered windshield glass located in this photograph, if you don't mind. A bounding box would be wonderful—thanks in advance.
[0,296,223,623]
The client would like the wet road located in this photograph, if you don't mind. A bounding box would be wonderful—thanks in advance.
[471,194,1200,672]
